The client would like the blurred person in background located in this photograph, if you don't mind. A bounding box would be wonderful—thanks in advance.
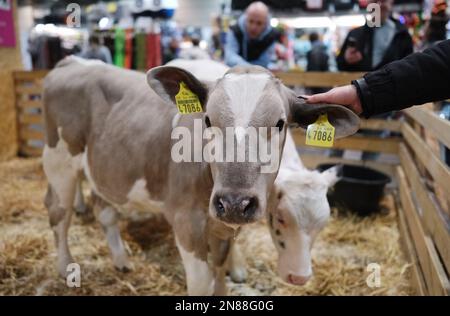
[420,0,449,51]
[336,0,413,72]
[79,35,112,64]
[225,1,279,68]
[306,32,329,94]
[162,37,180,64]
[335,0,413,160]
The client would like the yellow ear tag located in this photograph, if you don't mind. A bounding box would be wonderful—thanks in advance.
[305,113,335,148]
[175,82,203,114]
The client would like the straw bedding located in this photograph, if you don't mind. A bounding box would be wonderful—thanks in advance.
[0,158,412,295]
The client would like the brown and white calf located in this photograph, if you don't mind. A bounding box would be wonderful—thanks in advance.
[168,59,340,286]
[42,56,359,295]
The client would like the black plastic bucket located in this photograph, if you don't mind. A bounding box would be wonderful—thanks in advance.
[317,164,391,216]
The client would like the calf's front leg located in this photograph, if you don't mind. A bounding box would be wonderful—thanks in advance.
[227,241,247,283]
[173,210,215,296]
[210,235,231,295]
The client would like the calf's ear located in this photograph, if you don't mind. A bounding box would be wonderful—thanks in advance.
[286,90,360,139]
[147,66,208,110]
[321,164,342,187]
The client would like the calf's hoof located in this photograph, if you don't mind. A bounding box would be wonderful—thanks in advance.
[229,266,247,283]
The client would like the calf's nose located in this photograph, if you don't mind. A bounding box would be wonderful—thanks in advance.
[287,274,311,286]
[213,193,259,224]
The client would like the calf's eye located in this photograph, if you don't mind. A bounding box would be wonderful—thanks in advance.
[276,119,285,131]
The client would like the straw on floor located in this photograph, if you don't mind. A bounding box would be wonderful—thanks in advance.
[0,158,412,295]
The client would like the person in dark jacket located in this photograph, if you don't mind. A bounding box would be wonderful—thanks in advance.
[335,0,413,160]
[306,39,450,117]
[225,1,279,68]
[420,0,448,51]
[336,0,413,72]
[307,32,329,72]
[307,32,329,94]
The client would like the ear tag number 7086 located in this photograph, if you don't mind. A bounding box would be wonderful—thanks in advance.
[305,113,335,148]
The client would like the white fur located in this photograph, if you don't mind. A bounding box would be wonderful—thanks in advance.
[276,130,304,183]
[42,127,83,276]
[82,147,98,191]
[124,178,164,212]
[172,112,181,129]
[268,130,337,282]
[175,237,215,296]
[234,126,247,145]
[166,59,229,82]
[223,73,270,127]
[277,231,313,277]
[43,128,83,207]
[98,206,132,270]
[71,55,104,66]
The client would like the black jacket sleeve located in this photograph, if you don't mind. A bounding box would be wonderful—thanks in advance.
[352,39,450,118]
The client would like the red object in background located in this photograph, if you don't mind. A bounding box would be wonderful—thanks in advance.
[146,33,162,69]
[359,0,369,9]
[124,29,133,69]
[0,0,16,47]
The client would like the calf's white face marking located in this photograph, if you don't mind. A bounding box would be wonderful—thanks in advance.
[222,73,270,128]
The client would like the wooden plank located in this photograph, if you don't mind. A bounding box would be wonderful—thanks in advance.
[405,105,450,155]
[13,70,49,80]
[16,100,43,109]
[399,144,450,273]
[397,167,450,295]
[15,85,43,95]
[19,113,43,125]
[397,199,428,295]
[19,128,44,141]
[292,130,400,154]
[19,145,43,157]
[360,119,402,132]
[300,154,397,179]
[412,121,428,177]
[402,122,450,200]
[273,71,364,87]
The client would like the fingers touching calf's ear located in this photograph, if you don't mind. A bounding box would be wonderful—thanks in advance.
[289,95,360,138]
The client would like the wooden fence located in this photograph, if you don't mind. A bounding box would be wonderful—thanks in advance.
[12,70,450,295]
[13,70,48,157]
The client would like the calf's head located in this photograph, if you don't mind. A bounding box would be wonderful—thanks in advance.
[147,66,358,226]
[269,166,341,285]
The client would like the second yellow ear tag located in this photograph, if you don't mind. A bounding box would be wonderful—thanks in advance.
[175,82,203,114]
[305,113,335,148]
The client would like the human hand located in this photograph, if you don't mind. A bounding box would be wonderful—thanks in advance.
[344,47,363,64]
[303,85,363,115]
